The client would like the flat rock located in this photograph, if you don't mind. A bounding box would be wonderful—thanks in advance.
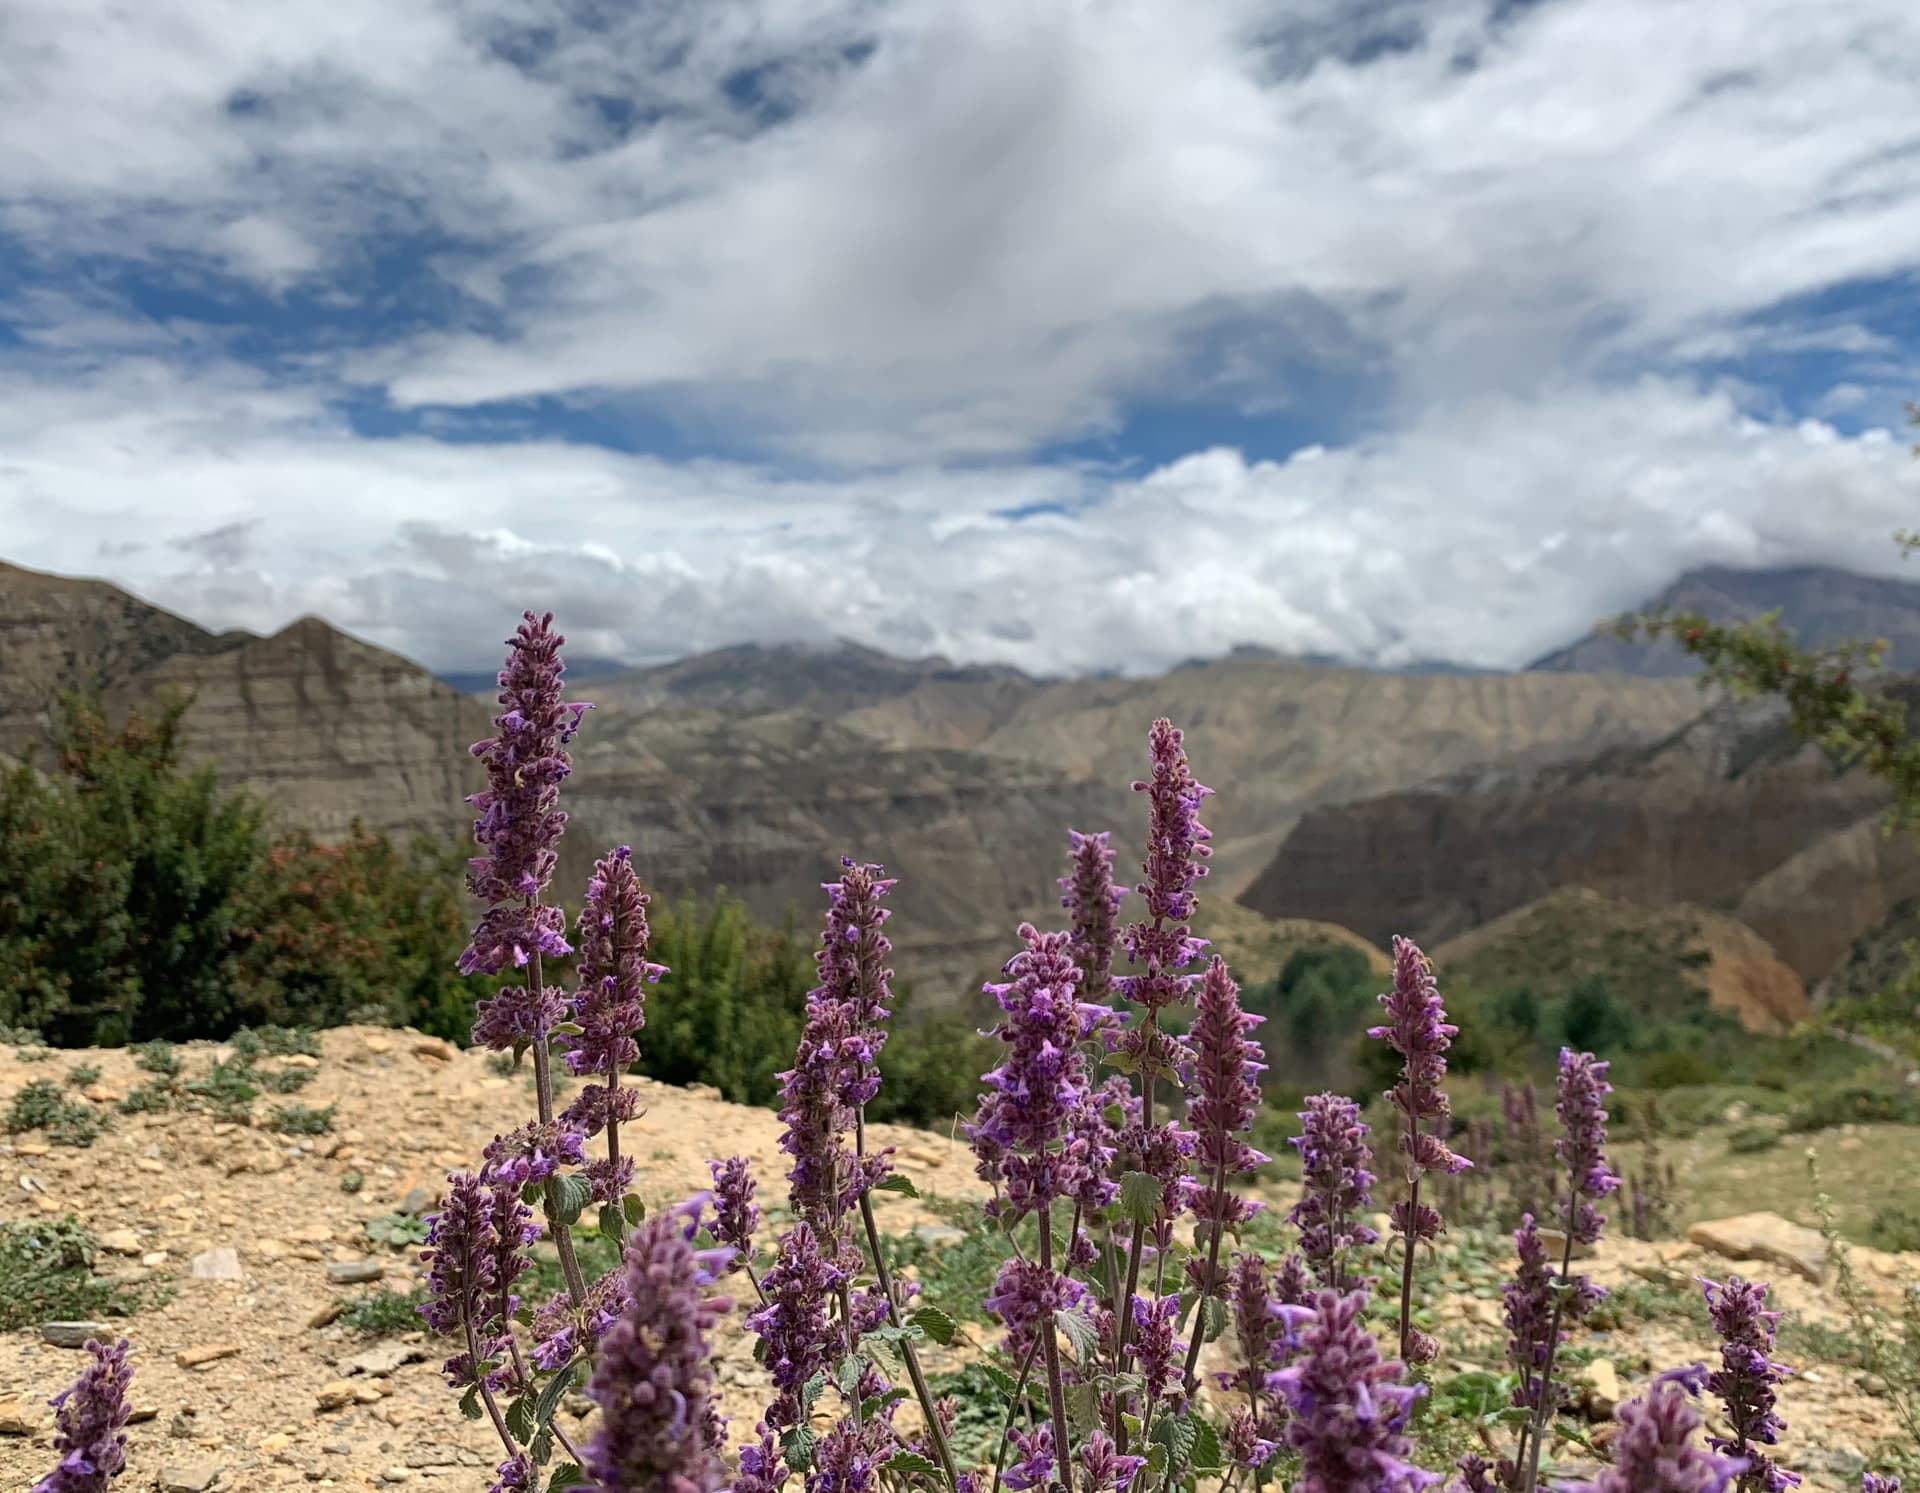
[189,1247,244,1281]
[0,1390,45,1435]
[97,1227,142,1255]
[326,1259,385,1284]
[159,1461,222,1493]
[338,1341,428,1377]
[39,1321,109,1348]
[1686,1212,1827,1283]
[315,1380,358,1412]
[175,1343,242,1370]
[1581,1357,1623,1418]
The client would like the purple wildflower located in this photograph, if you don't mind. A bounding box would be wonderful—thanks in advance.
[1554,1049,1620,1247]
[1223,1410,1279,1475]
[985,1255,1087,1365]
[733,1426,790,1493]
[1271,1289,1438,1493]
[1061,829,1126,1006]
[1504,1215,1558,1417]
[1290,1092,1379,1290]
[745,1223,846,1431]
[582,1210,733,1493]
[530,1266,630,1372]
[1129,1292,1185,1408]
[1079,1430,1146,1493]
[1119,719,1213,1007]
[482,1120,586,1190]
[1700,1276,1800,1492]
[812,1420,880,1493]
[1186,956,1270,1239]
[708,1156,760,1265]
[488,1454,535,1493]
[1004,1425,1057,1493]
[1370,935,1467,1364]
[775,859,898,1230]
[566,845,667,1079]
[1218,1251,1289,1397]
[421,1172,518,1388]
[969,923,1116,1219]
[1563,1368,1747,1493]
[459,610,589,983]
[560,1080,642,1141]
[1863,1478,1903,1493]
[32,1337,133,1493]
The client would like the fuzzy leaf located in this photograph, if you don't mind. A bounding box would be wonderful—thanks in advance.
[977,1360,1020,1403]
[801,1372,828,1412]
[1065,1380,1103,1433]
[532,1361,580,1433]
[1199,1295,1229,1344]
[1118,1171,1161,1227]
[622,1193,646,1225]
[882,1452,942,1477]
[553,1173,594,1226]
[1189,1416,1223,1474]
[598,1203,624,1244]
[547,1465,588,1491]
[1151,1413,1197,1469]
[505,1394,535,1443]
[907,1306,957,1346]
[1055,1308,1101,1365]
[783,1426,818,1474]
[458,1385,483,1422]
[873,1174,920,1198]
[835,1354,868,1395]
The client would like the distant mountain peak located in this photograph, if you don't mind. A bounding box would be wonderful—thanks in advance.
[1528,562,1920,676]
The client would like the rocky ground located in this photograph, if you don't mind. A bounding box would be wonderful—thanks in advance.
[1,1029,1914,1492]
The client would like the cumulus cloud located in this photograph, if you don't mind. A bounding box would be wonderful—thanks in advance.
[2,0,1920,671]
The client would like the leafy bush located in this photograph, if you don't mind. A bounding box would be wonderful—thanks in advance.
[64,1062,100,1088]
[131,1040,182,1076]
[1727,1124,1782,1155]
[0,1217,161,1331]
[6,1076,107,1146]
[1785,1082,1920,1133]
[1869,1202,1920,1254]
[336,1285,430,1339]
[268,1102,336,1135]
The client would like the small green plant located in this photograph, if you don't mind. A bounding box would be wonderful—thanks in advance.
[268,1102,336,1135]
[185,1059,259,1122]
[6,1077,107,1147]
[64,1062,101,1089]
[486,1051,518,1078]
[365,1214,431,1249]
[1868,1202,1920,1255]
[259,1065,317,1093]
[0,1217,161,1330]
[341,1169,366,1194]
[132,1040,183,1077]
[116,1079,174,1115]
[336,1285,430,1339]
[0,1023,46,1047]
[230,1025,322,1060]
[1726,1124,1783,1155]
[1784,1082,1920,1133]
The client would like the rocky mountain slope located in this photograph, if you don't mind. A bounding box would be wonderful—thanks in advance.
[1240,684,1920,989]
[1430,886,1810,1035]
[3,558,1715,1001]
[1530,563,1920,675]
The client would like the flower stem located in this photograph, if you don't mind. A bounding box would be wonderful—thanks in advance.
[988,1337,1044,1493]
[529,946,588,1309]
[1179,1157,1230,1395]
[1037,1205,1076,1493]
[1518,1190,1579,1493]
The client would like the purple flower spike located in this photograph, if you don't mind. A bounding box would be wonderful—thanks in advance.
[1271,1289,1438,1493]
[745,1223,847,1431]
[969,923,1117,1220]
[1187,956,1270,1236]
[985,1255,1086,1365]
[33,1337,133,1493]
[421,1172,517,1388]
[1129,1292,1186,1408]
[459,610,590,980]
[1563,1368,1747,1493]
[1003,1425,1057,1493]
[1555,1048,1620,1247]
[567,845,667,1080]
[775,859,899,1230]
[1061,829,1126,1006]
[1079,1430,1146,1493]
[1117,719,1213,1016]
[1701,1276,1801,1492]
[582,1210,733,1493]
[732,1425,791,1493]
[1370,936,1469,1184]
[1863,1477,1903,1493]
[1290,1092,1378,1290]
[707,1156,760,1265]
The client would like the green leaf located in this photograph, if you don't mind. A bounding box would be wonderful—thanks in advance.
[1144,1442,1170,1487]
[548,1022,583,1037]
[1151,1411,1198,1470]
[882,1451,942,1477]
[1118,1171,1161,1227]
[873,1173,920,1198]
[622,1193,647,1225]
[1064,1380,1103,1433]
[531,1360,581,1434]
[530,1425,554,1467]
[782,1425,818,1474]
[861,1387,910,1420]
[458,1385,483,1422]
[546,1465,588,1491]
[801,1372,828,1413]
[505,1393,535,1443]
[1198,1294,1229,1344]
[977,1361,1020,1403]
[907,1305,957,1346]
[1055,1308,1100,1365]
[834,1354,868,1395]
[1189,1416,1223,1475]
[553,1174,594,1226]
[598,1203,624,1244]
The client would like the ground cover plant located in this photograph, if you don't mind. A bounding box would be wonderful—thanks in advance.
[24,609,1917,1493]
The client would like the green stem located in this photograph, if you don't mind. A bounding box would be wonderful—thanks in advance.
[1037,1206,1076,1493]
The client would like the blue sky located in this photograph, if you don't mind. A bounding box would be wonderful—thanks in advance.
[2,0,1919,676]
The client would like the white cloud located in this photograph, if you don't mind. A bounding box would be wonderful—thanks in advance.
[2,356,1916,675]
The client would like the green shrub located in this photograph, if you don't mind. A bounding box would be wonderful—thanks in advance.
[259,1065,317,1093]
[5,1076,106,1146]
[132,1040,182,1076]
[268,1102,336,1135]
[116,1079,174,1115]
[336,1286,429,1339]
[63,1062,100,1089]
[1785,1083,1920,1133]
[184,1059,258,1123]
[1727,1124,1782,1155]
[0,1217,161,1330]
[1868,1203,1920,1254]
